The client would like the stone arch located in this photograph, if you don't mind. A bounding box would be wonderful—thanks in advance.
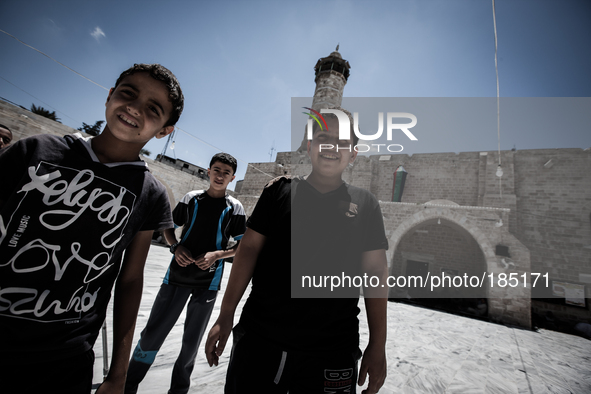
[386,208,496,268]
[384,204,532,328]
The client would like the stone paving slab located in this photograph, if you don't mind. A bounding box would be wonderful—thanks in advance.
[92,244,591,393]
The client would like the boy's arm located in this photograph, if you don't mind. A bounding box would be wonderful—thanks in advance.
[96,230,153,393]
[163,227,195,267]
[163,227,178,246]
[194,244,239,270]
[204,227,265,366]
[358,248,388,394]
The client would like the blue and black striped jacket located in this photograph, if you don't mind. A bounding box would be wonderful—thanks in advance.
[163,190,246,290]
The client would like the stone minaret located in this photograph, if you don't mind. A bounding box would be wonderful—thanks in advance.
[298,45,351,152]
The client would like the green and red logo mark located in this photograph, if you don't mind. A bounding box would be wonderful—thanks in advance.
[302,107,329,131]
[303,107,418,153]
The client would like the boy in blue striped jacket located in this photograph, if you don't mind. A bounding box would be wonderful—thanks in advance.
[125,152,246,394]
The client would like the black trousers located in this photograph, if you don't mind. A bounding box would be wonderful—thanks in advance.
[0,349,94,394]
[225,324,362,394]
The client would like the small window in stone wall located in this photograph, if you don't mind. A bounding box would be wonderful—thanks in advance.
[441,268,458,277]
[495,244,510,257]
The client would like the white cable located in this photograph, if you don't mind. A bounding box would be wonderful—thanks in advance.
[175,127,275,179]
[0,29,109,91]
[492,0,500,164]
[0,75,81,124]
[492,0,502,198]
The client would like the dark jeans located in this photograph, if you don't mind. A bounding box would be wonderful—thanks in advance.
[125,284,217,394]
[0,349,94,394]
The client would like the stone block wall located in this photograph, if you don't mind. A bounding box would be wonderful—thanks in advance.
[234,195,262,217]
[391,222,486,280]
[0,100,81,141]
[143,157,211,206]
[513,149,591,283]
[371,152,482,206]
[238,162,285,196]
[512,148,591,323]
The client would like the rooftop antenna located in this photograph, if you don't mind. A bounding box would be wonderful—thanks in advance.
[159,127,177,161]
[269,140,276,162]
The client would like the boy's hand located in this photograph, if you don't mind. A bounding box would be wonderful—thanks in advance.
[195,251,221,270]
[205,313,233,367]
[174,245,195,267]
[358,341,387,394]
[95,375,125,394]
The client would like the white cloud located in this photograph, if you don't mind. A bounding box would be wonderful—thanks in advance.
[91,26,106,41]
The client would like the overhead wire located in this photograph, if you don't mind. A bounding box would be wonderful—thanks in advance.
[0,29,109,91]
[0,29,275,179]
[175,126,276,178]
[0,75,82,124]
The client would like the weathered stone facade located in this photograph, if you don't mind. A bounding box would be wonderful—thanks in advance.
[235,146,591,329]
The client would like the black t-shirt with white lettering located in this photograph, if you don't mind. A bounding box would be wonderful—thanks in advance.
[0,134,172,365]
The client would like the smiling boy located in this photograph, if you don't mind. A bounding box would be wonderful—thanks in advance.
[125,153,246,394]
[206,107,389,394]
[0,64,183,393]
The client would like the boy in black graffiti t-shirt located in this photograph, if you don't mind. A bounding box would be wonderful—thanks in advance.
[206,107,389,394]
[0,63,183,393]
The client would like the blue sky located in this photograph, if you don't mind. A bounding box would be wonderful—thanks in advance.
[1,0,590,189]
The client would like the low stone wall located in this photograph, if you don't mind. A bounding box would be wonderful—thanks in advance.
[235,195,262,217]
[0,99,81,141]
[143,157,211,206]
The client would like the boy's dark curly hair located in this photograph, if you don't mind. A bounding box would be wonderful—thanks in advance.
[115,64,184,126]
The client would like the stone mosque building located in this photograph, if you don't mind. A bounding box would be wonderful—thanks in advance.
[1,48,590,331]
[236,48,591,330]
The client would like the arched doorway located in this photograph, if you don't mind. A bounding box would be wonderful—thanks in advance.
[381,201,532,328]
[390,217,489,319]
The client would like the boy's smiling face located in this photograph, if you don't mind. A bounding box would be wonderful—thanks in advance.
[307,117,357,179]
[104,72,174,146]
[208,161,235,194]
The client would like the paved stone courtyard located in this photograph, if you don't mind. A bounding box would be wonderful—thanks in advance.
[93,244,591,393]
